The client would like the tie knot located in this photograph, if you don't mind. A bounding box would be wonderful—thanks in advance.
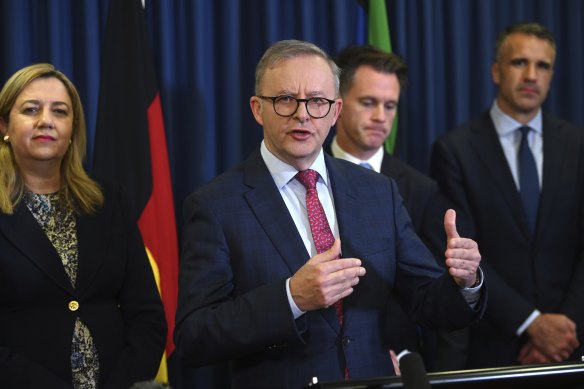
[296,169,319,190]
[519,126,531,138]
[359,162,373,170]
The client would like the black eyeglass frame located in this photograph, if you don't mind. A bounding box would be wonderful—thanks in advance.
[256,95,336,119]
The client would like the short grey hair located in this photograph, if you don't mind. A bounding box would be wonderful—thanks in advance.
[495,22,556,62]
[254,40,340,97]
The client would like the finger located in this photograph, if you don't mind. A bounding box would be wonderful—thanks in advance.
[329,273,364,297]
[561,317,577,333]
[327,285,355,304]
[518,343,531,361]
[445,247,481,261]
[324,258,364,276]
[389,349,401,376]
[444,209,460,240]
[446,238,478,250]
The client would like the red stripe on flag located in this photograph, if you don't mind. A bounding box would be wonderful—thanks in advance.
[138,93,178,356]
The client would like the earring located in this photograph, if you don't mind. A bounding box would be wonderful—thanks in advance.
[3,135,9,142]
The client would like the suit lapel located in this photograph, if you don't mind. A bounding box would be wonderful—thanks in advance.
[242,151,311,274]
[469,115,532,238]
[0,203,73,292]
[243,151,343,333]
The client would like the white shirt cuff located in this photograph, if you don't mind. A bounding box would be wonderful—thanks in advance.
[517,309,541,336]
[286,278,305,319]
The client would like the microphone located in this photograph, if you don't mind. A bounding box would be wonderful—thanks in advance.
[399,351,431,389]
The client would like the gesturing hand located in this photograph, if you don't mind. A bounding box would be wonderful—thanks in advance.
[289,239,366,312]
[443,209,482,288]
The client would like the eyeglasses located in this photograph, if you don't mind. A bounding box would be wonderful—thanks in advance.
[257,95,336,119]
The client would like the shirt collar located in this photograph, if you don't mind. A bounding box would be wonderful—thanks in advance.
[490,100,543,137]
[331,135,384,172]
[260,140,329,189]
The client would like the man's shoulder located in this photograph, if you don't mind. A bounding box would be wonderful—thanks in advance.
[185,156,253,204]
[328,153,391,183]
[543,112,584,135]
[430,112,496,160]
[381,152,437,190]
[439,112,492,142]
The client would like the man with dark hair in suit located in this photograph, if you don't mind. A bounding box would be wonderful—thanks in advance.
[175,39,486,389]
[328,45,456,369]
[431,22,584,368]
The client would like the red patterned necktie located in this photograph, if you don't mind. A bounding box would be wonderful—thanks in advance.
[296,169,343,326]
[297,169,349,380]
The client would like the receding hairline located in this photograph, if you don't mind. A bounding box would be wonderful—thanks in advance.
[494,22,556,63]
[254,40,340,96]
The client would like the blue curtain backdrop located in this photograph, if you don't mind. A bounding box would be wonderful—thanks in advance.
[1,0,584,387]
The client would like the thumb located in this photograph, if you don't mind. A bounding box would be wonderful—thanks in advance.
[444,209,460,240]
[314,238,341,262]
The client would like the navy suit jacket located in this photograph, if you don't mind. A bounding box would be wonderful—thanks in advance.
[431,111,584,368]
[175,149,485,388]
[0,181,167,388]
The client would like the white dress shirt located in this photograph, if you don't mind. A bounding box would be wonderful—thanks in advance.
[330,136,384,173]
[260,141,339,318]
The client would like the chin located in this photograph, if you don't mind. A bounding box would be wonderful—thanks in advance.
[363,139,385,149]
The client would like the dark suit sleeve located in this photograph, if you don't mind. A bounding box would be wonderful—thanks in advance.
[382,179,486,330]
[174,191,305,366]
[430,139,533,336]
[100,184,167,389]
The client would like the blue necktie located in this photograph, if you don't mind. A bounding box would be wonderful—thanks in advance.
[518,126,539,234]
[359,162,373,170]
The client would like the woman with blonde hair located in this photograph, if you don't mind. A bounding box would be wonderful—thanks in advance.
[0,63,166,388]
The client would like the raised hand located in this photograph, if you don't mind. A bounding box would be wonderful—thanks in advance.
[443,209,482,288]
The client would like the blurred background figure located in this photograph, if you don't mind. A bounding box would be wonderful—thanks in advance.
[431,22,584,369]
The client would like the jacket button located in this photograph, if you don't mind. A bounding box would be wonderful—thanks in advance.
[342,336,351,347]
[68,301,79,311]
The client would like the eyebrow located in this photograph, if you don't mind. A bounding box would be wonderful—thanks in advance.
[276,90,328,98]
[20,99,70,108]
[359,96,398,103]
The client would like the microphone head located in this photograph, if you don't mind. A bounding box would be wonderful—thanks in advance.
[399,352,431,389]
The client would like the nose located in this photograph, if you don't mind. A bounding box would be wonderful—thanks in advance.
[294,100,310,122]
[371,103,386,122]
[38,108,55,129]
[524,64,537,81]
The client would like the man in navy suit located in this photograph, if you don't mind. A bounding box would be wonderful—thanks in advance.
[175,40,486,389]
[431,22,584,368]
